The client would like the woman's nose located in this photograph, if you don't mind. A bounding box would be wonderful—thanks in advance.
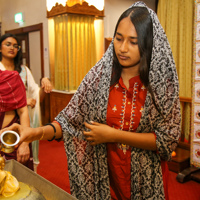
[120,41,128,52]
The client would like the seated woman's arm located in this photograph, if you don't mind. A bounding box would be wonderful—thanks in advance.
[17,106,30,127]
[16,106,30,164]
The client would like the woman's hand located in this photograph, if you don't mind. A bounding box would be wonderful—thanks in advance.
[84,121,114,146]
[27,98,36,108]
[0,123,37,146]
[16,142,30,164]
[41,77,53,93]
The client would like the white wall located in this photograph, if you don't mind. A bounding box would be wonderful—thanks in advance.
[0,0,49,78]
[104,0,156,38]
[29,31,41,85]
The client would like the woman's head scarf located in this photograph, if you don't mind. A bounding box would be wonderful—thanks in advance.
[56,1,181,199]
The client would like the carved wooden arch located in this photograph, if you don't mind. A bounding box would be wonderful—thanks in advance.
[47,1,104,18]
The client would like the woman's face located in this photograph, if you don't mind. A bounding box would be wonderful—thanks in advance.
[0,37,19,60]
[114,17,140,69]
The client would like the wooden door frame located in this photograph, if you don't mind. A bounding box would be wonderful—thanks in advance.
[5,23,44,77]
[155,0,159,12]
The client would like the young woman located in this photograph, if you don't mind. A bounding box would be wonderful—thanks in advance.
[1,2,181,199]
[0,33,53,171]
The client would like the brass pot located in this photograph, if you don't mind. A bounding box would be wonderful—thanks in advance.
[0,131,20,153]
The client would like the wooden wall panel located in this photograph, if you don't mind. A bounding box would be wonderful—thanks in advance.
[50,91,74,121]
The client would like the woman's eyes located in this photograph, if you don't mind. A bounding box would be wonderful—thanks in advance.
[131,41,138,45]
[115,37,138,45]
[5,43,19,48]
[5,42,12,46]
[115,37,122,41]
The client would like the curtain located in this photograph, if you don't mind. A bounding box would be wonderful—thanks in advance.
[54,14,96,91]
[157,0,194,97]
[157,0,194,141]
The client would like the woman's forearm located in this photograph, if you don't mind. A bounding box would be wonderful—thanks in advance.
[0,122,63,145]
[17,106,30,127]
[111,128,157,151]
[35,122,63,141]
[84,122,157,150]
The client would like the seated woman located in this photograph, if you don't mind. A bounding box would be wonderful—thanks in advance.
[0,69,33,170]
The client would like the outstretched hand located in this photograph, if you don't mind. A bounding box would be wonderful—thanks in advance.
[0,123,36,147]
[84,121,114,146]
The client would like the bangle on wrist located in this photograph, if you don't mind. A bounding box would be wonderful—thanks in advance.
[52,121,63,141]
[40,128,45,140]
[45,123,56,141]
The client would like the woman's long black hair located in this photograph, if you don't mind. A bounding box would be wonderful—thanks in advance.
[111,7,161,113]
[111,6,153,88]
[0,33,22,73]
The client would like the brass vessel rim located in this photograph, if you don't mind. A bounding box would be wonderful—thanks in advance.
[1,130,20,146]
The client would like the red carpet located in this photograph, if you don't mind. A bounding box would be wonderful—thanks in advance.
[37,140,70,193]
[37,140,200,200]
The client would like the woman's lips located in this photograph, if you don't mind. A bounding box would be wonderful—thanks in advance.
[119,55,129,60]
